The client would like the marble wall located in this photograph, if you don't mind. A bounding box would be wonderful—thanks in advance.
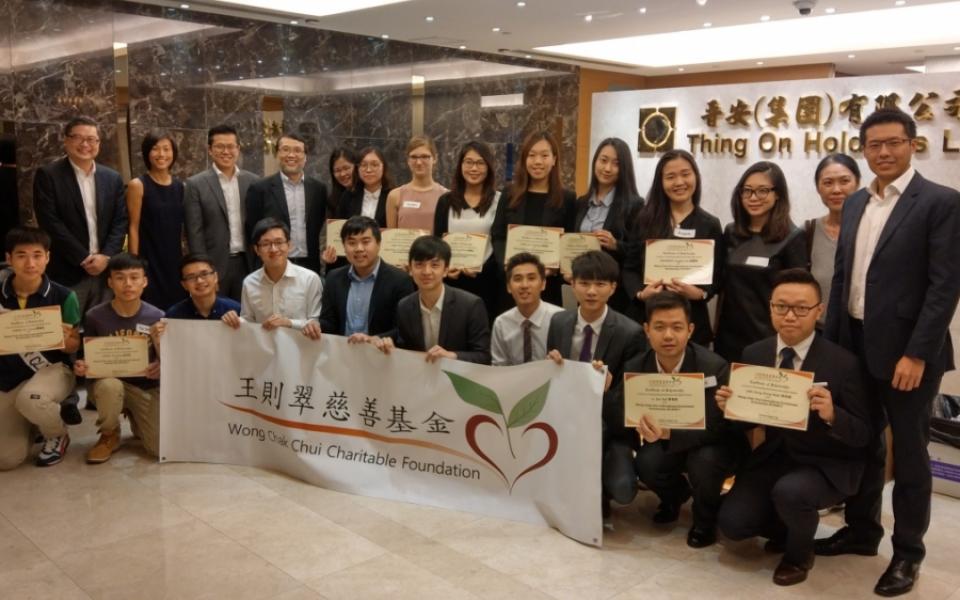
[1,0,579,225]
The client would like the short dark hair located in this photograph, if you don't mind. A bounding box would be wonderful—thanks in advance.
[141,129,179,170]
[179,253,216,277]
[207,124,239,147]
[63,116,99,138]
[644,291,692,323]
[278,132,307,152]
[250,217,290,246]
[341,215,381,243]
[730,161,792,243]
[772,267,822,303]
[5,226,51,253]
[814,153,861,186]
[106,252,148,275]
[571,250,619,282]
[505,252,545,280]
[409,235,451,266]
[860,107,917,142]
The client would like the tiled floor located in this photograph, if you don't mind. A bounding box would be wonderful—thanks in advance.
[3,415,960,600]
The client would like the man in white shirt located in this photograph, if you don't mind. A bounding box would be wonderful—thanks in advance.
[223,217,322,340]
[491,252,562,365]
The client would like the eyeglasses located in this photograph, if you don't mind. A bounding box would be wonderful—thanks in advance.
[278,146,305,155]
[211,144,239,152]
[257,240,289,250]
[182,270,216,282]
[359,161,382,171]
[770,302,820,317]
[408,154,433,162]
[864,137,911,152]
[67,134,100,145]
[741,187,774,200]
[462,159,486,168]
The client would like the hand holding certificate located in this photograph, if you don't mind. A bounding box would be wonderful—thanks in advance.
[624,372,706,430]
[644,239,715,285]
[724,363,813,431]
[559,233,602,276]
[326,219,346,256]
[505,225,562,269]
[379,228,430,267]
[443,232,488,271]
[0,306,65,355]
[83,336,150,378]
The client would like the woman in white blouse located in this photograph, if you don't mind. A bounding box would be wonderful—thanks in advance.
[336,146,393,227]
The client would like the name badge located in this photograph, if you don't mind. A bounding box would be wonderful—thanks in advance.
[673,227,696,239]
[402,201,421,209]
[136,323,152,336]
[704,375,718,388]
[745,256,770,268]
[19,352,51,373]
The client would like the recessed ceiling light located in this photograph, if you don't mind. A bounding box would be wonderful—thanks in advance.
[905,64,925,72]
[289,19,298,25]
[179,3,190,8]
[584,14,593,22]
[678,67,685,71]
[425,15,435,22]
[459,45,467,49]
[517,1,526,6]
[848,53,856,58]
[257,59,263,64]
[895,0,906,5]
[825,7,836,13]
[954,46,960,50]
[756,61,764,65]
[638,7,647,13]
[760,15,770,21]
[525,54,532,58]
[695,0,707,6]
[703,22,712,27]
[492,27,501,32]
[381,33,389,39]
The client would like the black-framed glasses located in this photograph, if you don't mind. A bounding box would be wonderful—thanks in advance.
[770,302,820,317]
[182,270,216,283]
[741,187,774,200]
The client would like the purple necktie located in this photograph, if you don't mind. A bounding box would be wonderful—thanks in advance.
[579,324,594,362]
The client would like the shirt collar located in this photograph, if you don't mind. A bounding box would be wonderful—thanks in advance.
[1,273,51,300]
[592,188,614,208]
[364,187,381,197]
[776,331,816,367]
[576,305,608,332]
[69,158,95,178]
[280,171,304,186]
[869,166,915,201]
[420,286,445,314]
[348,259,381,282]
[213,164,237,181]
[656,351,686,374]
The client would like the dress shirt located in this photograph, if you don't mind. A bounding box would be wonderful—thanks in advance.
[447,192,499,263]
[345,259,381,336]
[848,167,915,319]
[580,188,614,233]
[656,352,686,374]
[214,164,245,254]
[572,306,608,361]
[70,159,98,253]
[419,286,445,349]
[240,261,323,330]
[490,301,563,366]
[361,187,381,219]
[281,172,307,258]
[776,331,815,368]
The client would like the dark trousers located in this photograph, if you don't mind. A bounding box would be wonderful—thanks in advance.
[718,454,845,566]
[222,253,249,301]
[634,441,740,530]
[603,439,640,505]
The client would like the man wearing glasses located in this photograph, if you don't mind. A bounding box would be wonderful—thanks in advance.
[184,124,259,301]
[222,217,322,340]
[164,254,240,320]
[819,108,960,596]
[33,116,127,314]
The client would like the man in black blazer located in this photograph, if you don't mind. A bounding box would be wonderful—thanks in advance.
[33,116,127,313]
[319,216,414,339]
[183,125,259,301]
[245,133,328,274]
[717,269,871,587]
[370,236,490,365]
[608,291,747,548]
[820,109,960,596]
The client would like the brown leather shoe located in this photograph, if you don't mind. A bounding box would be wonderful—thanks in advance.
[86,428,121,464]
[773,556,813,586]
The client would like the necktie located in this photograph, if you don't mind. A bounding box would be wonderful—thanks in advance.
[579,324,594,362]
[779,346,797,370]
[521,319,533,363]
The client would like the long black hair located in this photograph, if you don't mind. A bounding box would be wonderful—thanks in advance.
[634,149,701,239]
[449,140,497,217]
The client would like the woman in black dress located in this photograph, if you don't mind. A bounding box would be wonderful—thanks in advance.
[337,146,393,227]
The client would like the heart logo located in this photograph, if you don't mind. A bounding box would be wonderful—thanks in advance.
[464,414,559,490]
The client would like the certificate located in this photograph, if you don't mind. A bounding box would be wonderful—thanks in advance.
[644,239,715,285]
[379,228,430,267]
[559,233,602,276]
[0,306,65,355]
[724,363,813,431]
[623,372,706,430]
[505,225,563,269]
[326,219,346,256]
[443,232,488,271]
[83,336,150,379]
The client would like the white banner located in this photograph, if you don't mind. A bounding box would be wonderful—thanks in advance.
[159,320,604,546]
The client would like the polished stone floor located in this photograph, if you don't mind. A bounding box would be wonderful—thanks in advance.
[2,415,959,600]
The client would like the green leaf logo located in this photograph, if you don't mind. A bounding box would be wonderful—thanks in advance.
[443,371,504,416]
[506,380,550,428]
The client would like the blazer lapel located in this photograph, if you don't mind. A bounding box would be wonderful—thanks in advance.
[270,174,290,222]
[595,313,617,361]
[205,169,228,220]
[561,312,576,359]
[872,172,922,260]
[574,199,589,231]
[437,286,455,349]
[58,158,88,231]
[367,266,386,328]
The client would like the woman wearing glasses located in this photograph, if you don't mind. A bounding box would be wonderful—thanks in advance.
[126,130,185,310]
[337,147,393,227]
[434,141,505,322]
[386,135,447,231]
[714,161,808,362]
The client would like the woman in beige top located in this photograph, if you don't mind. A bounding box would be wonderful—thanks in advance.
[386,135,448,232]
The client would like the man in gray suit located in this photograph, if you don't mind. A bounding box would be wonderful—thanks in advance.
[184,124,258,300]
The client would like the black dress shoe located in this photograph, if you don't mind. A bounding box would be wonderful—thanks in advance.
[686,526,717,548]
[652,487,691,524]
[814,527,879,556]
[773,556,814,586]
[874,558,920,597]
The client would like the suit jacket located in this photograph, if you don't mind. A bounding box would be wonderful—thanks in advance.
[319,260,415,338]
[825,171,960,380]
[32,157,127,285]
[336,186,390,228]
[183,167,258,278]
[245,172,327,271]
[490,187,577,269]
[741,334,871,496]
[546,307,646,426]
[395,285,491,364]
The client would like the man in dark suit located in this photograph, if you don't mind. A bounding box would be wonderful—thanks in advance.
[184,124,258,301]
[33,116,127,314]
[546,250,644,518]
[245,133,329,274]
[319,216,414,339]
[716,269,871,586]
[607,291,747,548]
[370,236,490,365]
[818,108,960,596]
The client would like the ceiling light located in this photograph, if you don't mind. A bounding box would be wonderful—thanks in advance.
[678,67,685,71]
[955,46,960,50]
[905,64,925,72]
[459,45,467,49]
[180,3,190,8]
[425,15,435,22]
[703,22,712,27]
[760,15,770,21]
[756,61,764,65]
[289,20,298,24]
[584,14,593,22]
[525,54,532,58]
[638,7,647,13]
[895,0,906,5]
[517,1,526,6]
[825,7,835,13]
[537,2,960,68]
[492,26,501,32]
[381,33,389,38]
[695,0,707,6]
[209,0,413,18]
[847,53,855,58]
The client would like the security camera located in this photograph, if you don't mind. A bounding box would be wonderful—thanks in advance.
[793,0,817,15]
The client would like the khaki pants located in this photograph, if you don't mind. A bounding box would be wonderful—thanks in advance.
[0,364,74,470]
[90,379,160,457]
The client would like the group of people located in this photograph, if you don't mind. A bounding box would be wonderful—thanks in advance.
[1,105,958,596]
